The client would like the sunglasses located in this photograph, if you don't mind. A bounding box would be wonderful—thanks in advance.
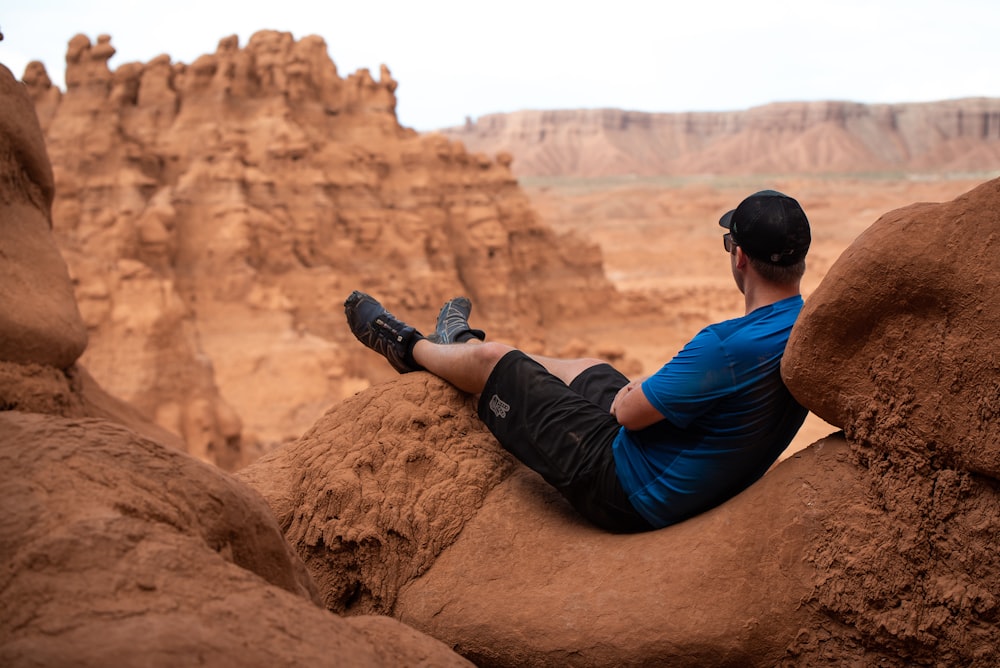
[723,233,736,253]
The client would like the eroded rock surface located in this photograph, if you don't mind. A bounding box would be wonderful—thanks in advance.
[779,177,1000,663]
[0,412,471,667]
[1,63,184,451]
[240,372,899,665]
[237,373,516,614]
[783,177,1000,478]
[0,65,86,369]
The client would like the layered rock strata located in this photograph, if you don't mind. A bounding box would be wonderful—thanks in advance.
[442,101,1000,177]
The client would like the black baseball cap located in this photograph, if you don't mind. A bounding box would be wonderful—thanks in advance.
[719,190,811,266]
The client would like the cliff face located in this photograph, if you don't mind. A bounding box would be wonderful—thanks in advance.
[23,31,619,465]
[440,100,1000,177]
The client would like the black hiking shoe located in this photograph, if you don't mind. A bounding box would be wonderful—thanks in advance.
[425,296,486,344]
[344,291,423,373]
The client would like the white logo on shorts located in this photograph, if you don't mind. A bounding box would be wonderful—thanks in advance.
[489,394,510,419]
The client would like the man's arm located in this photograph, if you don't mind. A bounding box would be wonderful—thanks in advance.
[610,377,664,431]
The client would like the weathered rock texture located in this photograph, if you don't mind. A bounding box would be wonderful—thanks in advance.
[238,375,516,614]
[1,63,183,451]
[22,32,622,465]
[241,180,999,666]
[0,412,471,667]
[783,178,1000,478]
[780,177,1000,663]
[5,22,998,666]
[0,63,86,369]
[238,374,866,665]
[441,101,1000,177]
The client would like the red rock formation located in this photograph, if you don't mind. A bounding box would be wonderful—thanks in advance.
[6,24,998,665]
[236,375,862,665]
[238,374,513,614]
[0,65,85,369]
[783,178,1000,479]
[239,180,999,665]
[441,101,1000,177]
[1,60,469,665]
[779,178,1000,663]
[22,32,621,464]
[0,62,183,450]
[0,412,472,667]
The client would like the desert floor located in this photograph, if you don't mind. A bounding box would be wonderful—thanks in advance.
[521,173,994,455]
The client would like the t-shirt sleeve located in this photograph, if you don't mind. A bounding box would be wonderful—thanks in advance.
[640,328,734,429]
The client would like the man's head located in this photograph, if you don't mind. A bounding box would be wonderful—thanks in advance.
[719,190,810,285]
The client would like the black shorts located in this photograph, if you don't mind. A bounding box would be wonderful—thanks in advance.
[477,351,653,533]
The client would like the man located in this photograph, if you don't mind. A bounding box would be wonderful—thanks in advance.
[345,190,810,533]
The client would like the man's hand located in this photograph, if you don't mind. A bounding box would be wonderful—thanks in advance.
[610,379,640,417]
[611,377,664,431]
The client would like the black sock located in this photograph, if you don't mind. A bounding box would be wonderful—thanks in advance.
[405,330,425,369]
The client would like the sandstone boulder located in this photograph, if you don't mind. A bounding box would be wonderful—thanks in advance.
[393,432,869,666]
[240,374,998,666]
[775,179,1000,665]
[237,374,516,614]
[0,411,470,667]
[0,65,86,369]
[0,62,187,454]
[782,177,1000,479]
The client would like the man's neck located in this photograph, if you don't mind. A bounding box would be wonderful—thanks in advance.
[743,280,801,315]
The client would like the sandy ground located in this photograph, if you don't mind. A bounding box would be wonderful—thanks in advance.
[521,174,994,455]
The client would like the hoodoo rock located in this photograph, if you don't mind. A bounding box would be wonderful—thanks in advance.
[241,181,999,666]
[780,178,1000,663]
[0,65,86,369]
[22,32,622,466]
[783,177,1000,478]
[1,63,182,450]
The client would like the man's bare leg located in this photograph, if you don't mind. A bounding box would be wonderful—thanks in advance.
[346,290,609,393]
[410,339,510,394]
[412,340,607,394]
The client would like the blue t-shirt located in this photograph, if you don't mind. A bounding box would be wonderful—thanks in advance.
[612,295,807,529]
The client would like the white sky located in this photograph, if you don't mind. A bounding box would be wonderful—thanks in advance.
[2,0,998,131]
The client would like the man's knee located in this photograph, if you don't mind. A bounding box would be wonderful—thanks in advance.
[475,341,516,370]
[546,357,608,386]
[574,357,608,371]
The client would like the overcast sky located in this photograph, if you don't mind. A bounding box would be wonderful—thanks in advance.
[3,0,998,131]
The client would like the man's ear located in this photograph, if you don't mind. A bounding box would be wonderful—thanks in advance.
[734,247,749,270]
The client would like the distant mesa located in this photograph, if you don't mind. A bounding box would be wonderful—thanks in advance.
[440,101,1000,178]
